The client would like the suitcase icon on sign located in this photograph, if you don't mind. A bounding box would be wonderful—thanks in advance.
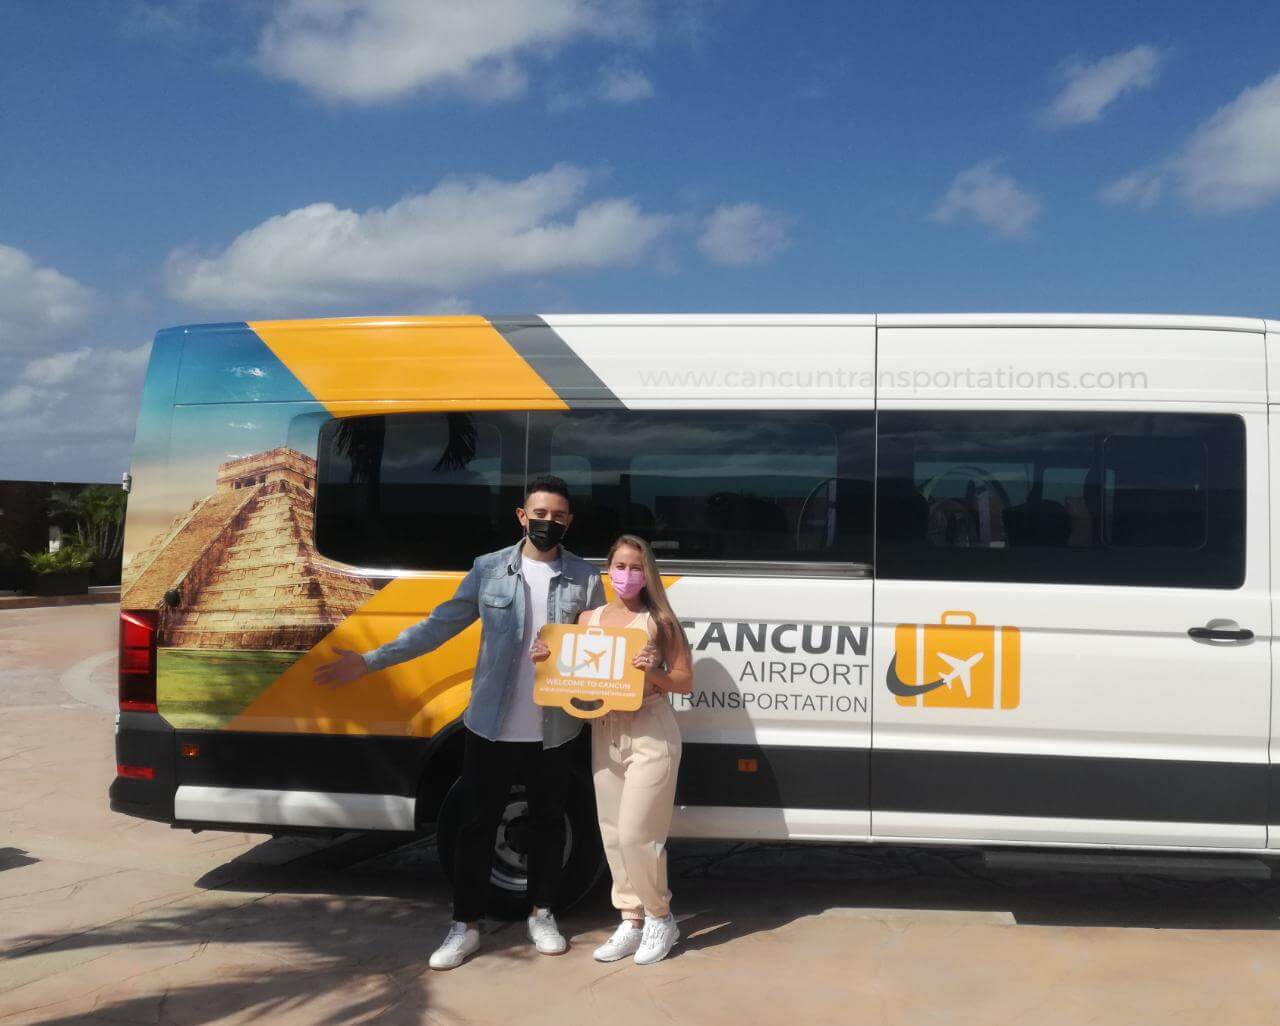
[557,626,627,680]
[892,610,1021,709]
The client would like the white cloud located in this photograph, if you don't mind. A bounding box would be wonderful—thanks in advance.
[123,0,215,38]
[20,348,93,387]
[1102,69,1280,214]
[597,62,654,102]
[0,384,42,418]
[549,61,656,110]
[0,241,149,482]
[1099,168,1164,209]
[11,345,147,405]
[423,295,473,315]
[165,164,674,310]
[0,343,150,482]
[1176,70,1280,212]
[697,203,791,266]
[0,244,94,355]
[929,161,1041,239]
[0,242,145,481]
[1042,45,1164,126]
[254,0,654,104]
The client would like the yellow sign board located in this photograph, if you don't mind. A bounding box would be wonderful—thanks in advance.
[534,624,649,719]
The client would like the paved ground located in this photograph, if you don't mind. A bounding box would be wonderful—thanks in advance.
[4,605,1280,1024]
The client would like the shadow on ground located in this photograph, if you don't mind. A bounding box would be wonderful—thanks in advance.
[7,836,1280,1023]
[664,841,1280,951]
[200,834,1280,932]
[0,848,39,873]
[3,834,509,1025]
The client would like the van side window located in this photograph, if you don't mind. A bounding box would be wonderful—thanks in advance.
[876,411,1245,588]
[314,413,526,571]
[529,411,874,565]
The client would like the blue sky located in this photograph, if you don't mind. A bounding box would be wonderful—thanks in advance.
[3,0,1280,482]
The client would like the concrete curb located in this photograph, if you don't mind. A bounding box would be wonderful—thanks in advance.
[0,588,120,611]
[60,649,118,712]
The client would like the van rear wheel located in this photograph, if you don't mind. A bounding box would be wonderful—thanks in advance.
[434,769,604,921]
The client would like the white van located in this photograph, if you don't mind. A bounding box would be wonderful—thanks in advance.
[111,313,1280,912]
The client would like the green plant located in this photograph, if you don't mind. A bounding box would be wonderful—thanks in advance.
[48,486,126,564]
[23,544,96,575]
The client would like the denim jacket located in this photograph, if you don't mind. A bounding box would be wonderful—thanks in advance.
[362,542,605,748]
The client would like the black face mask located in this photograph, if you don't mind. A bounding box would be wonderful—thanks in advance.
[525,517,567,552]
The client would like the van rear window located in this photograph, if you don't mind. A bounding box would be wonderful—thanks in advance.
[315,413,526,571]
[876,411,1245,589]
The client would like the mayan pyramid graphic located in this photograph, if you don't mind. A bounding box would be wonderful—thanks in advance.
[121,448,377,649]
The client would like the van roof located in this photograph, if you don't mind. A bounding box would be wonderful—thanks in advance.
[167,313,1269,334]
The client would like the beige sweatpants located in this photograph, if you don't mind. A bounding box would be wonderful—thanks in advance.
[591,694,682,920]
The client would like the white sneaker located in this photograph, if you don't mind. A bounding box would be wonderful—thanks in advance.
[527,909,568,955]
[634,914,679,965]
[593,921,644,962]
[429,921,479,970]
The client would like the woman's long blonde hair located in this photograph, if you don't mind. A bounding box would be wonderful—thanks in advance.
[606,534,689,662]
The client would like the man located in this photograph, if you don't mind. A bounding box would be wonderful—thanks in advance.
[314,475,603,970]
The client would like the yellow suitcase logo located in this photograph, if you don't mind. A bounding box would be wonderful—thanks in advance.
[887,611,1021,710]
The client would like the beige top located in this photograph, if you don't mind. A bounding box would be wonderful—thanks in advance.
[588,605,660,695]
[588,605,654,636]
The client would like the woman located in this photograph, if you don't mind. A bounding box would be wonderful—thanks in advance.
[532,534,693,965]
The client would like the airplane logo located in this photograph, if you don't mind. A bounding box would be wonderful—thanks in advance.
[886,611,1021,710]
[557,646,610,677]
[936,651,983,699]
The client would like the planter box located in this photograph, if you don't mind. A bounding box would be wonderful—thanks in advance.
[29,572,90,597]
[91,557,123,588]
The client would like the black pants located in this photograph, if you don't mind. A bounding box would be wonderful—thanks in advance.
[452,729,574,923]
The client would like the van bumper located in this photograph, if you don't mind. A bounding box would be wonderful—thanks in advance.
[109,711,176,823]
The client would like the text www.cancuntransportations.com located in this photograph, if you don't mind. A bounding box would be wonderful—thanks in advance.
[635,366,1151,392]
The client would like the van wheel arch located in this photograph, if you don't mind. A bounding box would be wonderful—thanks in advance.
[414,722,467,832]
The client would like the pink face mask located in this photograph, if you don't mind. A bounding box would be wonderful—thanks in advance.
[610,567,645,598]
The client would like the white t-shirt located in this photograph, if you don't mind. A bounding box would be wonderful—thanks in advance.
[496,554,561,742]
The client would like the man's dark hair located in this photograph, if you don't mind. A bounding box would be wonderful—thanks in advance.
[524,474,571,505]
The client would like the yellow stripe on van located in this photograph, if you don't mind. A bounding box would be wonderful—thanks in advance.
[248,316,568,417]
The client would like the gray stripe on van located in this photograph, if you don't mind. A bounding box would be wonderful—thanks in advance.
[488,316,624,408]
[679,742,1268,826]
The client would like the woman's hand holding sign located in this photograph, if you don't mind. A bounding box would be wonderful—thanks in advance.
[632,643,660,672]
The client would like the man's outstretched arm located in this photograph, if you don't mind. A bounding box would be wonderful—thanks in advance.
[315,563,482,687]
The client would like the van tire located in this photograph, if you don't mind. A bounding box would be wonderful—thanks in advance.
[434,768,605,920]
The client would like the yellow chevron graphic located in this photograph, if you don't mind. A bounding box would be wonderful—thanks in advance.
[248,317,568,416]
[227,574,476,737]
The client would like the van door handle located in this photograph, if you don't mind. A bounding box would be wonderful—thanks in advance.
[1188,626,1254,641]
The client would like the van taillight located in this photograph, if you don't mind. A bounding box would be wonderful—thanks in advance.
[119,610,158,713]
